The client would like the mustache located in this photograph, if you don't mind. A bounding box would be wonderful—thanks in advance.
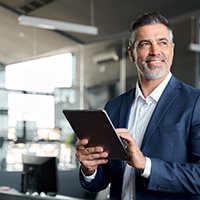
[144,55,165,62]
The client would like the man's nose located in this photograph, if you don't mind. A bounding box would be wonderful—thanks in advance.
[149,44,160,56]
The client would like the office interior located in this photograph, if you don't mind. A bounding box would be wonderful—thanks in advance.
[0,0,200,199]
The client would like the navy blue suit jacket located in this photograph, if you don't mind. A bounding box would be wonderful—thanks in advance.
[80,76,200,199]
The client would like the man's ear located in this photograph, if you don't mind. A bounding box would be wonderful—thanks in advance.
[128,46,135,62]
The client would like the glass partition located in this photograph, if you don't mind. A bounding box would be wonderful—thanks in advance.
[0,52,78,171]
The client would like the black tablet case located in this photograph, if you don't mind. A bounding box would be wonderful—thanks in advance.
[62,109,129,160]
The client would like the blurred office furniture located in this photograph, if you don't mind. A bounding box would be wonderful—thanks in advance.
[0,170,97,200]
[21,155,57,196]
[0,190,85,200]
[95,184,110,200]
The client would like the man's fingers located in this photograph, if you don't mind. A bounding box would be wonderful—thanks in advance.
[75,139,89,150]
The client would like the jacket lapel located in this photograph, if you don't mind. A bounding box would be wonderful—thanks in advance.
[119,89,135,128]
[141,76,181,149]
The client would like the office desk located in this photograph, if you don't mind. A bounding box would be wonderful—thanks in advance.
[0,191,85,200]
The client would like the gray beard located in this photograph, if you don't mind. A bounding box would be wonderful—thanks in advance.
[142,67,167,80]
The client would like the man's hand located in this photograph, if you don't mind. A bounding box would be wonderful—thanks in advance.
[116,128,146,172]
[75,139,109,176]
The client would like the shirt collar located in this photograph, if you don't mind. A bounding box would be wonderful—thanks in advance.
[135,72,172,103]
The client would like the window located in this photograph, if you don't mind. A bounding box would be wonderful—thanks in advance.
[5,53,73,93]
[0,52,77,171]
[8,93,55,128]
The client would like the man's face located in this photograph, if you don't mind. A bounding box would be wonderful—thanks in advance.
[129,23,175,80]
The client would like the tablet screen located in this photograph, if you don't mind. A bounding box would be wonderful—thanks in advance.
[62,109,129,160]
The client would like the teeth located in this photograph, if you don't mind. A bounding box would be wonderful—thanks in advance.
[150,60,161,63]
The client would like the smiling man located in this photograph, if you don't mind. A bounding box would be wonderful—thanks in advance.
[75,12,200,200]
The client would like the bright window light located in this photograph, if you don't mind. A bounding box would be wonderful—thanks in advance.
[5,53,73,93]
[8,93,55,128]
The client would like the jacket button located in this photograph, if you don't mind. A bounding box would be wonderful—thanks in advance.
[157,185,171,192]
[157,186,162,191]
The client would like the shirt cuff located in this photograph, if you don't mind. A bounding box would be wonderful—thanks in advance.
[141,157,151,179]
[81,167,97,183]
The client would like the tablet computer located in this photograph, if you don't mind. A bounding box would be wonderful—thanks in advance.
[62,109,129,160]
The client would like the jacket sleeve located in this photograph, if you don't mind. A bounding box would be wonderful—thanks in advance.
[79,163,111,192]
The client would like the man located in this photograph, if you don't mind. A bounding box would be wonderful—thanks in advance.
[75,12,200,199]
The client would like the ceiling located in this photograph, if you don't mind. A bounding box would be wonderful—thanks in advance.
[1,0,200,69]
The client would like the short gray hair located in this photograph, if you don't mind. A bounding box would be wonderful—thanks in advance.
[129,12,174,47]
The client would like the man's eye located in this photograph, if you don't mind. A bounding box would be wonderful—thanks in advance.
[139,42,149,47]
[159,41,167,46]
